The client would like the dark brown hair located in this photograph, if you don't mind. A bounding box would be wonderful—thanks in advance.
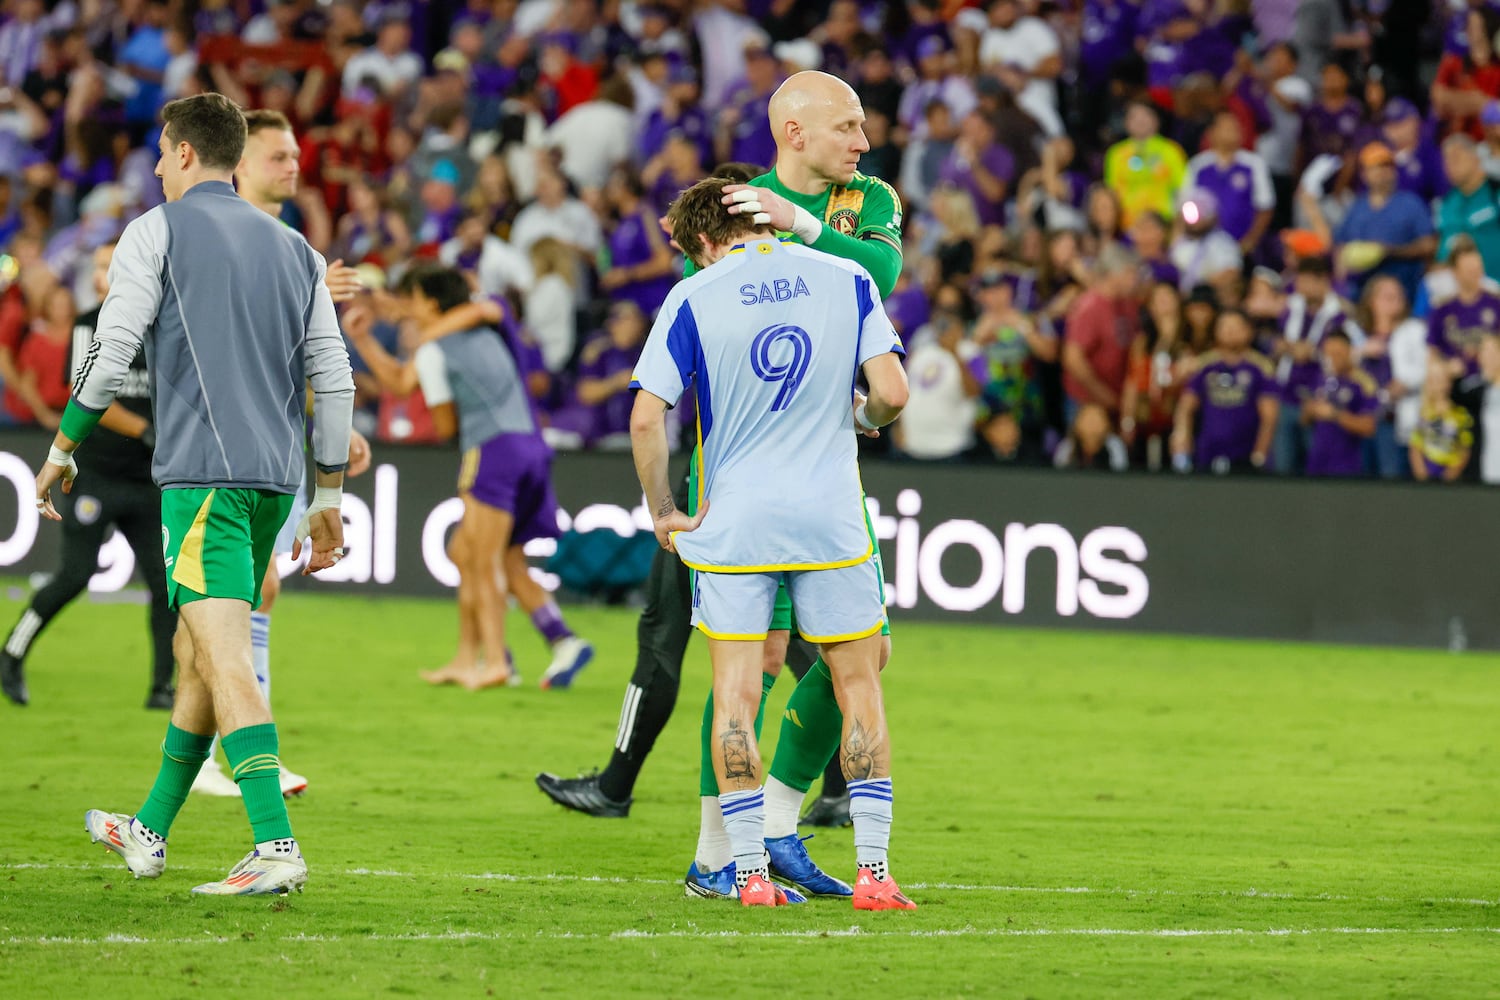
[666,177,769,269]
[161,93,247,170]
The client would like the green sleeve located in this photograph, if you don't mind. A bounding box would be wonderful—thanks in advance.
[808,226,903,298]
[59,399,104,444]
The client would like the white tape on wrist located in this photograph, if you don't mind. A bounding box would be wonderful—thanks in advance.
[294,487,343,542]
[47,445,77,478]
[790,204,823,244]
[854,403,880,432]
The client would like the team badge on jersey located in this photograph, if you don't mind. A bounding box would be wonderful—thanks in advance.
[825,187,866,236]
[74,496,101,525]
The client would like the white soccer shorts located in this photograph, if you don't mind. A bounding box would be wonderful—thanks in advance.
[691,558,885,643]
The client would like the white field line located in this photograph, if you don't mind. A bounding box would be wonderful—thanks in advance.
[3,863,1495,908]
[5,927,1500,947]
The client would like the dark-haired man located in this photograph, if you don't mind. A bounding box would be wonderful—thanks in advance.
[189,107,371,800]
[35,93,355,896]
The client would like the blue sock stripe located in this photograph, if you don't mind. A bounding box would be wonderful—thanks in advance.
[849,792,893,803]
[719,793,764,815]
[719,790,763,805]
[720,798,765,817]
[848,779,892,792]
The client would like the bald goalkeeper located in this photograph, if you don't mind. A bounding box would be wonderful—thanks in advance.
[538,71,904,897]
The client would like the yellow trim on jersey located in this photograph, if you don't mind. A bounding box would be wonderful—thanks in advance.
[677,535,875,574]
[797,619,885,644]
[170,490,216,595]
[695,622,770,641]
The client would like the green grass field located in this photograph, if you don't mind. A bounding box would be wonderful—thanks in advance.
[0,589,1497,998]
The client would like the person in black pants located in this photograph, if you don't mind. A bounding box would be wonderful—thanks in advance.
[534,471,850,825]
[0,242,175,708]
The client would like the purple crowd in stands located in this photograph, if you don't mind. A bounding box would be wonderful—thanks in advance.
[6,0,1500,482]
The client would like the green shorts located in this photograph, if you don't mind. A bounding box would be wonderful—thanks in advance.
[161,487,295,610]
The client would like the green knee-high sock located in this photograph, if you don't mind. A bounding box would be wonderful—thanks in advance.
[136,724,214,838]
[220,723,293,843]
[699,672,777,797]
[768,658,844,794]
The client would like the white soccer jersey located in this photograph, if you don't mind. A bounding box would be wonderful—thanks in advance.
[631,237,903,571]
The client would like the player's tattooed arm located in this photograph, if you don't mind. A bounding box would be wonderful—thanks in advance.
[841,717,886,782]
[721,718,757,785]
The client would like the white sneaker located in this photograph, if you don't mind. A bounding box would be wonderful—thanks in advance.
[84,810,166,879]
[191,759,241,798]
[191,843,307,896]
[280,765,308,798]
[540,636,594,690]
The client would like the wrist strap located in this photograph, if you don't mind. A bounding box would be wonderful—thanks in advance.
[790,204,823,244]
[309,486,342,510]
[47,444,76,468]
[854,402,880,432]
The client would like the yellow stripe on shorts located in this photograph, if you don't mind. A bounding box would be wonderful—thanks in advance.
[458,447,480,492]
[171,490,216,595]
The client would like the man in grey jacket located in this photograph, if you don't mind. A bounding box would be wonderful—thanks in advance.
[33,93,355,897]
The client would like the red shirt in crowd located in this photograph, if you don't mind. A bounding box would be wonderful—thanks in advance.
[1435,53,1500,139]
[4,325,72,423]
[1063,289,1140,412]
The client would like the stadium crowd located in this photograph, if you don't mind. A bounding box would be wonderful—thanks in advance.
[3,0,1498,480]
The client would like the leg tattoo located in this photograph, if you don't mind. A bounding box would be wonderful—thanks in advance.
[720,717,756,782]
[841,716,884,782]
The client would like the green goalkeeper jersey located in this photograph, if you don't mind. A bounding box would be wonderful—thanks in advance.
[681,168,904,298]
[680,168,906,515]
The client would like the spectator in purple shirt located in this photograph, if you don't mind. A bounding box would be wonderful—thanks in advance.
[1172,308,1280,473]
[1184,111,1275,255]
[564,300,648,448]
[1381,99,1448,204]
[638,63,711,169]
[1300,62,1364,185]
[1273,255,1350,474]
[598,168,677,319]
[642,130,707,219]
[1427,234,1500,379]
[1303,329,1380,476]
[715,38,780,170]
[937,112,1015,228]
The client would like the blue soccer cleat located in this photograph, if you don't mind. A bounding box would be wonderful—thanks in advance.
[685,860,807,902]
[540,637,595,690]
[766,834,853,898]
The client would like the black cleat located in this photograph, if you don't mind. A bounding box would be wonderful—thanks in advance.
[799,794,851,828]
[535,771,632,818]
[145,687,175,710]
[1,652,27,706]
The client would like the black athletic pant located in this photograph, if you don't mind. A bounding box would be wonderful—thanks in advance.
[597,476,845,802]
[2,475,176,694]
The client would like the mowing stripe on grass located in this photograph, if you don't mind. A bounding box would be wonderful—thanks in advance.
[5,863,1496,907]
[6,927,1500,947]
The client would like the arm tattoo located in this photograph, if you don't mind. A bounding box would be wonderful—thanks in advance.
[655,496,675,520]
[720,717,756,782]
[841,716,883,781]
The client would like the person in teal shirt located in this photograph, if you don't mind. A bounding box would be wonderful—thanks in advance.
[1437,134,1500,281]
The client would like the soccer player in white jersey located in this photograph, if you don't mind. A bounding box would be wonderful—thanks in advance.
[629,177,915,910]
[191,109,372,799]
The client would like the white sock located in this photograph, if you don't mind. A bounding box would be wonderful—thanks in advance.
[718,787,766,888]
[763,776,805,839]
[849,777,893,874]
[251,612,271,705]
[695,796,733,870]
